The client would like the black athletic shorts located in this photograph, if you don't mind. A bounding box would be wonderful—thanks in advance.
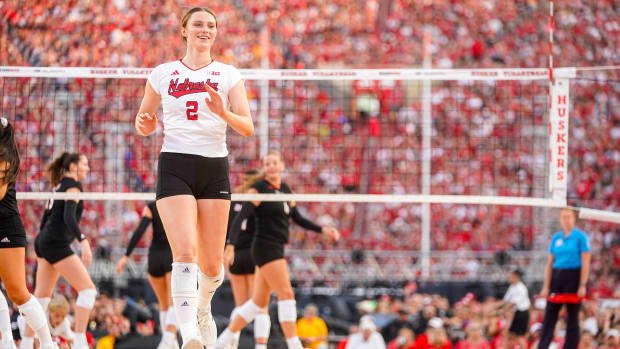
[148,247,173,277]
[34,235,74,264]
[251,238,285,267]
[229,248,256,275]
[550,268,581,295]
[156,152,231,200]
[0,215,27,248]
[509,309,530,336]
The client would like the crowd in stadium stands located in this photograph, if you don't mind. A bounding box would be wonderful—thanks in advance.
[3,277,619,348]
[2,0,617,251]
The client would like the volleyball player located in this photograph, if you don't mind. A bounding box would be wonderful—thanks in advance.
[216,151,340,349]
[135,6,253,349]
[22,152,96,349]
[0,117,57,349]
[115,202,179,349]
[224,170,271,349]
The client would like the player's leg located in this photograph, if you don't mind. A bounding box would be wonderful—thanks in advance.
[157,195,201,349]
[54,255,96,349]
[0,249,55,349]
[195,199,229,347]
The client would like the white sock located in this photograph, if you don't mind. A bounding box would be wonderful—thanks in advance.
[255,344,267,349]
[163,330,176,344]
[0,292,14,344]
[218,328,235,342]
[159,310,167,334]
[286,336,303,349]
[20,336,34,349]
[17,296,52,346]
[171,262,199,342]
[74,332,87,347]
[198,265,224,309]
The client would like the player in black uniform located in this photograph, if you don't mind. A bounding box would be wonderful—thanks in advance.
[116,202,179,349]
[216,151,340,349]
[0,117,57,349]
[223,170,271,349]
[22,153,95,349]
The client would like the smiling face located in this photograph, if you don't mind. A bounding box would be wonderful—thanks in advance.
[181,9,217,51]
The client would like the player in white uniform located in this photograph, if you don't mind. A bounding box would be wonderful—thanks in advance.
[135,7,253,349]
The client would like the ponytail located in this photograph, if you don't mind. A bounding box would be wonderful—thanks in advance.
[0,117,20,185]
[45,152,82,187]
[235,169,264,193]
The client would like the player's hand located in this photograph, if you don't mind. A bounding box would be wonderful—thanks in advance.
[539,287,549,298]
[321,226,340,241]
[577,285,586,298]
[81,239,92,266]
[205,85,225,118]
[135,112,157,136]
[224,245,235,269]
[116,255,129,274]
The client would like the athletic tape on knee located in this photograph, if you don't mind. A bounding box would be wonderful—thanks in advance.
[75,288,97,309]
[36,297,51,314]
[171,262,198,297]
[254,313,271,339]
[165,307,177,328]
[230,307,239,322]
[17,297,47,331]
[237,300,262,323]
[278,300,298,323]
[285,336,303,349]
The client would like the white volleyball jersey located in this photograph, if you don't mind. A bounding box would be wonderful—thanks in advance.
[148,60,242,157]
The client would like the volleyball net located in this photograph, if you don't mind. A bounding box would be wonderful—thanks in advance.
[1,66,619,281]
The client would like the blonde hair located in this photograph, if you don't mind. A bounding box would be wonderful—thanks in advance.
[48,295,71,313]
[262,150,283,162]
[181,7,218,44]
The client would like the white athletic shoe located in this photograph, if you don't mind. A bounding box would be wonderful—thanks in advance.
[181,336,203,349]
[197,307,217,347]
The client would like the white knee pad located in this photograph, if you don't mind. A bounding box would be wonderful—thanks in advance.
[230,307,239,322]
[277,300,297,323]
[236,300,262,323]
[165,307,177,328]
[171,262,198,297]
[17,296,46,331]
[75,289,97,309]
[36,297,51,313]
[254,313,271,339]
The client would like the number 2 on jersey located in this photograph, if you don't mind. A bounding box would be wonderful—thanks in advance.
[186,101,198,120]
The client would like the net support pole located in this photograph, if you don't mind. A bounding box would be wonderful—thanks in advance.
[421,1,432,280]
[259,26,270,158]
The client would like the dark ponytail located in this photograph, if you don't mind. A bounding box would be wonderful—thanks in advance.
[45,152,82,187]
[0,117,20,185]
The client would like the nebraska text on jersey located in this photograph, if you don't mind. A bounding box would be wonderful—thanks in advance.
[168,78,219,98]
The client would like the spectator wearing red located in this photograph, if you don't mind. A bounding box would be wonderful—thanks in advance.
[455,321,490,349]
[388,327,416,349]
[415,318,452,349]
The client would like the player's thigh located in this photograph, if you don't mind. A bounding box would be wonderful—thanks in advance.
[157,195,198,261]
